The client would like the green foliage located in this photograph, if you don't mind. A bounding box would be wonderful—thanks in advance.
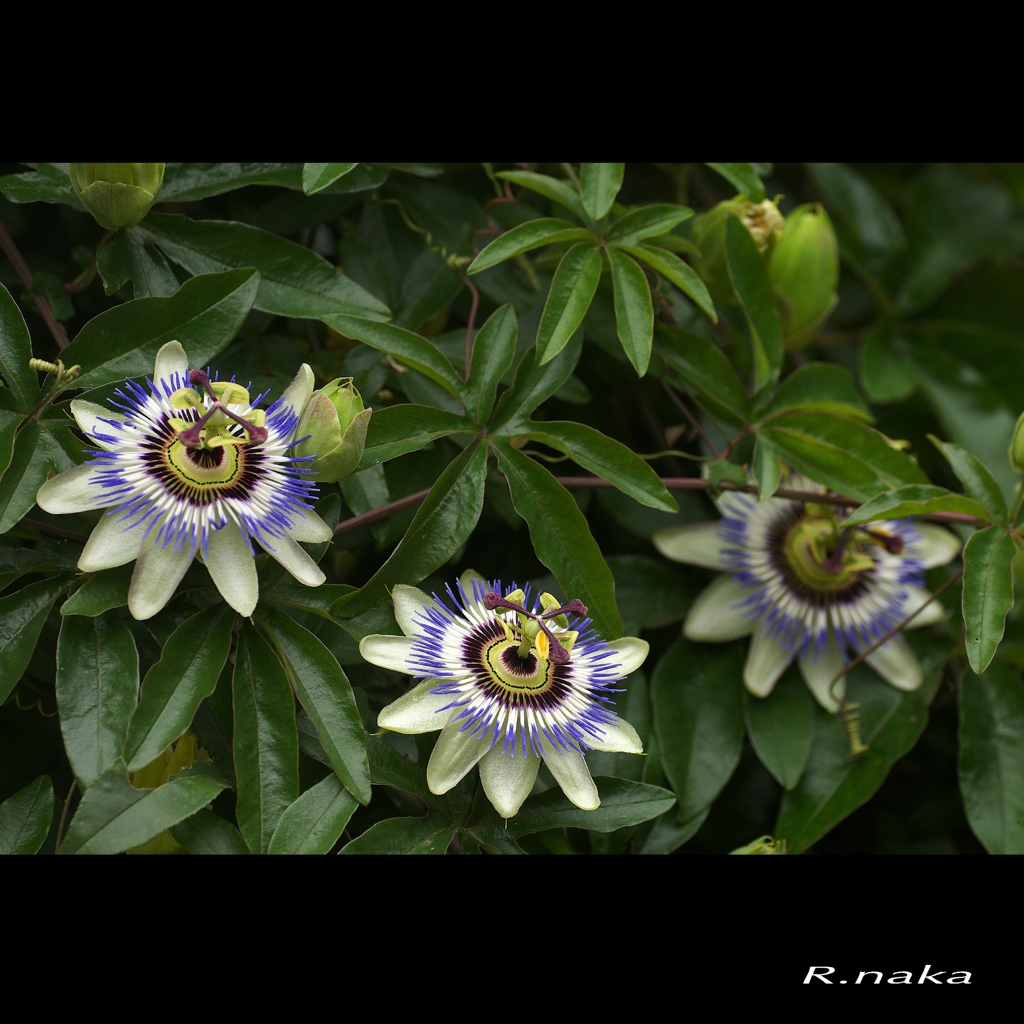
[3,160,1024,856]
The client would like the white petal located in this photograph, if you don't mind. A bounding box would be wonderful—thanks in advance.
[426,720,491,795]
[744,620,796,697]
[684,575,758,642]
[78,512,145,572]
[128,535,193,620]
[36,463,102,515]
[280,363,315,418]
[542,747,600,810]
[479,747,540,818]
[283,509,332,543]
[899,584,947,630]
[358,634,415,674]
[798,630,846,713]
[70,400,119,451]
[652,521,731,570]
[205,523,258,616]
[865,634,923,692]
[603,637,649,677]
[376,679,454,734]
[153,340,188,388]
[258,532,325,587]
[915,523,961,569]
[392,584,445,638]
[584,717,644,754]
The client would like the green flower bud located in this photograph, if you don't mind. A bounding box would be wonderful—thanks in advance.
[692,196,784,304]
[769,203,839,351]
[294,378,372,482]
[68,163,165,230]
[1010,411,1024,472]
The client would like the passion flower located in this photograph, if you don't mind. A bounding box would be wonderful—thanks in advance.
[36,341,331,620]
[653,477,961,710]
[359,571,649,818]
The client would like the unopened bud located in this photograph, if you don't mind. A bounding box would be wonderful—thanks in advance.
[294,377,371,482]
[69,163,165,231]
[1010,411,1024,472]
[692,196,785,305]
[769,203,839,350]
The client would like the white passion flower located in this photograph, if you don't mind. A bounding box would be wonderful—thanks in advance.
[653,477,961,711]
[36,340,332,620]
[359,571,649,818]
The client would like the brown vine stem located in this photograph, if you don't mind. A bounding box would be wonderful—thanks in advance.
[332,474,989,533]
[22,518,90,544]
[0,219,71,351]
[54,778,77,854]
[461,273,480,382]
[661,379,721,458]
[827,566,964,698]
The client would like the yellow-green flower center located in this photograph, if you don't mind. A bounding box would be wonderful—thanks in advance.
[163,435,246,493]
[479,632,558,694]
[783,514,875,591]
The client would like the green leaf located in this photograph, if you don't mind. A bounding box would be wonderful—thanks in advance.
[842,484,991,528]
[633,807,709,854]
[859,323,918,403]
[232,620,299,854]
[775,639,946,853]
[268,774,358,854]
[302,162,357,195]
[705,163,766,202]
[655,324,751,425]
[259,607,371,805]
[334,440,488,618]
[340,812,455,854]
[0,775,53,854]
[490,331,584,431]
[472,777,675,841]
[0,411,20,483]
[170,809,249,854]
[805,162,906,281]
[466,303,518,426]
[0,542,76,593]
[609,248,654,376]
[60,564,134,616]
[752,435,783,501]
[605,555,699,633]
[0,282,39,409]
[61,269,259,389]
[0,422,55,534]
[262,579,353,620]
[580,163,625,220]
[59,762,228,855]
[323,315,464,401]
[493,440,622,640]
[725,213,783,390]
[928,436,1007,522]
[608,205,694,246]
[495,171,589,223]
[519,420,676,512]
[962,526,1015,674]
[366,734,431,801]
[758,410,927,501]
[122,606,235,772]
[911,344,1019,505]
[744,665,815,790]
[56,611,139,789]
[96,227,179,298]
[142,214,389,320]
[357,404,468,470]
[652,639,745,821]
[621,244,716,321]
[158,163,303,203]
[468,218,593,274]
[0,163,85,210]
[535,244,602,365]
[766,362,873,421]
[393,248,463,331]
[0,574,73,705]
[958,660,1024,854]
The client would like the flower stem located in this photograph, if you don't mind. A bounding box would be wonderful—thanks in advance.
[0,218,71,351]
